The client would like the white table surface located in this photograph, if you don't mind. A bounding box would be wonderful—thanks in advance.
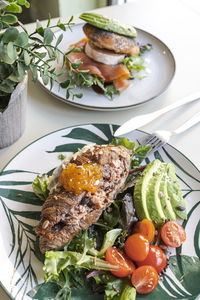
[1,0,200,299]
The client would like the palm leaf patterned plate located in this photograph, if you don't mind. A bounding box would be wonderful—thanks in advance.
[0,124,200,300]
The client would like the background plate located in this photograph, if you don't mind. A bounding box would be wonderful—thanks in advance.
[38,24,176,111]
[0,124,199,300]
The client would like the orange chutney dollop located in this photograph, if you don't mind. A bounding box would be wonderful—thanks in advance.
[59,163,102,194]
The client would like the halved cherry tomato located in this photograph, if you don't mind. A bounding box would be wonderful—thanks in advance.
[105,247,136,277]
[133,219,156,243]
[136,245,167,273]
[161,221,186,248]
[124,233,149,261]
[131,265,159,294]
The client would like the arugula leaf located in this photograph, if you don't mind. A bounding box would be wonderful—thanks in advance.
[67,71,119,100]
[131,144,151,168]
[32,174,50,201]
[123,54,145,73]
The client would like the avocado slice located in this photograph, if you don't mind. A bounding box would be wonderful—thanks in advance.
[79,12,137,38]
[134,160,187,227]
[134,159,162,221]
[146,163,167,226]
[159,166,176,221]
[166,163,187,220]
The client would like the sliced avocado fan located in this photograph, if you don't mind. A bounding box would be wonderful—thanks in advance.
[79,12,137,38]
[134,159,187,227]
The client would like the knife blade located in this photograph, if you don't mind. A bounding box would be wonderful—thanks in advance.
[114,91,200,137]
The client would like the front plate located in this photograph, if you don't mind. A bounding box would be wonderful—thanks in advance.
[38,24,176,111]
[0,124,199,299]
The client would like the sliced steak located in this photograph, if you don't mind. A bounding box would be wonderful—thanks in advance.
[35,144,131,253]
[83,23,140,56]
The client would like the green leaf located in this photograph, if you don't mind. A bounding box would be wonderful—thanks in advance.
[36,20,44,37]
[23,50,31,66]
[60,79,70,89]
[32,174,50,201]
[44,28,54,45]
[17,62,25,78]
[2,27,19,43]
[0,62,12,79]
[103,201,120,228]
[111,137,136,150]
[17,0,26,4]
[7,41,17,62]
[47,13,51,27]
[24,1,30,8]
[57,21,66,31]
[15,32,29,46]
[1,13,18,24]
[55,33,63,47]
[4,3,22,13]
[30,64,38,82]
[98,229,122,257]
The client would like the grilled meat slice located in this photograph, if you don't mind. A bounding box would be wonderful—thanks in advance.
[35,144,131,253]
[83,23,140,56]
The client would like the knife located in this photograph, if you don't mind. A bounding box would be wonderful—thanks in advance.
[114,91,200,137]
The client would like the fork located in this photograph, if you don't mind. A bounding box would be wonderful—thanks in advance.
[143,111,200,155]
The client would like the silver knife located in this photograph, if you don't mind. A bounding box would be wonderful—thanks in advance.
[114,91,200,137]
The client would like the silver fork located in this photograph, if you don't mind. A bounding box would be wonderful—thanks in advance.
[143,111,200,155]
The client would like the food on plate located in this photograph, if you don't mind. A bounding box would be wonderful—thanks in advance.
[161,220,186,248]
[124,233,150,261]
[32,137,187,299]
[134,159,187,227]
[132,218,156,242]
[131,265,159,294]
[105,246,136,277]
[66,13,151,99]
[35,144,131,253]
[136,245,167,273]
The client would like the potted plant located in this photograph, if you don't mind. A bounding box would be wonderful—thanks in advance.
[0,0,78,148]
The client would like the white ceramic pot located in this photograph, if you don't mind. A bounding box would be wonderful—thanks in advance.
[0,75,28,148]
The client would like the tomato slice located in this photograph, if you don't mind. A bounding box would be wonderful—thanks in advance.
[105,247,136,277]
[161,221,186,248]
[131,265,159,294]
[133,219,156,243]
[136,245,167,273]
[124,233,149,262]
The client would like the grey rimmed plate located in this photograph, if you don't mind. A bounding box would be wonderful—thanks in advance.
[38,24,176,111]
[0,124,199,300]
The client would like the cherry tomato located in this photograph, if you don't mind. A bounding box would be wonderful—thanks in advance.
[105,247,136,277]
[124,233,149,261]
[133,219,156,243]
[136,245,167,273]
[131,265,159,294]
[161,221,186,248]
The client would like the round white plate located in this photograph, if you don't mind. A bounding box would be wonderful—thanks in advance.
[38,24,176,111]
[0,124,199,300]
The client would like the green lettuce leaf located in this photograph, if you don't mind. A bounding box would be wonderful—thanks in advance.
[98,228,122,257]
[32,174,49,201]
[44,250,118,281]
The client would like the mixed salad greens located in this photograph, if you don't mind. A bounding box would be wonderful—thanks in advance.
[28,137,186,300]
